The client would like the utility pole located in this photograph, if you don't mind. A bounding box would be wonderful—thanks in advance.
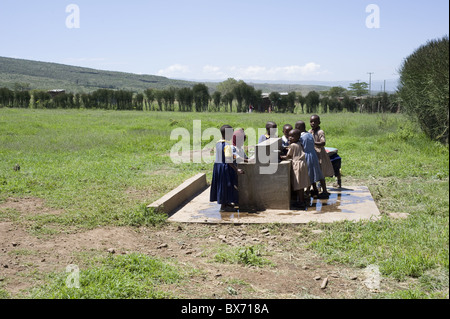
[367,72,374,96]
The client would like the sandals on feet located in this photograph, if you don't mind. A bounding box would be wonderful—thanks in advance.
[317,192,330,199]
[292,202,307,211]
[220,204,236,212]
[310,190,319,197]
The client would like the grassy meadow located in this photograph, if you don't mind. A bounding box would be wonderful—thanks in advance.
[0,108,448,299]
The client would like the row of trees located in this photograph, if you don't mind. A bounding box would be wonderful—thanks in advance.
[0,80,401,114]
[0,88,138,110]
[0,87,30,108]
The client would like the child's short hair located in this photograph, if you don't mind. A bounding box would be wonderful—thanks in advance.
[290,129,301,138]
[266,121,277,131]
[283,124,293,132]
[232,128,246,146]
[295,120,305,131]
[220,125,233,139]
[310,114,321,123]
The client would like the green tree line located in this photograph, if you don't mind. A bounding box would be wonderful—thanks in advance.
[0,80,401,114]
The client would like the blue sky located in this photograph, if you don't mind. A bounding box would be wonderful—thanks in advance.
[1,0,448,88]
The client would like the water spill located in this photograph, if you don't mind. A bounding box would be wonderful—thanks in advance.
[193,203,262,221]
[191,188,375,221]
[170,186,380,224]
[307,192,347,214]
[306,191,375,214]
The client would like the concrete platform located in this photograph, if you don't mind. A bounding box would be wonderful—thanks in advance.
[168,185,381,224]
[147,173,208,214]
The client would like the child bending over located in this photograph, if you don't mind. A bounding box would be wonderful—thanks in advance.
[232,128,249,164]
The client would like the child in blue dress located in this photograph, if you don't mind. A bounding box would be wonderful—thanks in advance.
[295,120,328,199]
[210,125,245,212]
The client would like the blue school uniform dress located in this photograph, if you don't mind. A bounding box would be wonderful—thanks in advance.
[258,134,270,144]
[300,132,324,184]
[210,140,239,205]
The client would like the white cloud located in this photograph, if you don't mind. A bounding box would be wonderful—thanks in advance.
[202,65,225,77]
[228,62,326,80]
[203,65,220,73]
[156,62,328,81]
[157,64,190,77]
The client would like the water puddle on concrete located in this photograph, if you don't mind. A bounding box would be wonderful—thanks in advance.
[192,187,373,221]
[193,203,263,221]
[307,191,351,214]
[169,186,380,224]
[305,187,375,214]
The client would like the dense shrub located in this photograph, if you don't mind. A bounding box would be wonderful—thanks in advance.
[398,36,449,144]
[0,87,14,107]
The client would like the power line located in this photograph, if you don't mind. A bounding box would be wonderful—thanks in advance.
[367,72,374,96]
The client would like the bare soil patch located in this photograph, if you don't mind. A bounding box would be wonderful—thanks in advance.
[0,197,64,216]
[0,197,404,299]
[125,187,154,201]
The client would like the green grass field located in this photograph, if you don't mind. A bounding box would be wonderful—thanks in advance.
[0,108,448,299]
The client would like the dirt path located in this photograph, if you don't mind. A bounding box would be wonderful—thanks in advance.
[0,197,394,299]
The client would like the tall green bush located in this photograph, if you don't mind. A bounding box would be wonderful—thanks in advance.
[398,36,449,144]
[0,87,14,107]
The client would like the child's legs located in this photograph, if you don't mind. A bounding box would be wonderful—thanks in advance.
[293,189,307,210]
[297,189,305,203]
[320,179,328,194]
[337,169,342,187]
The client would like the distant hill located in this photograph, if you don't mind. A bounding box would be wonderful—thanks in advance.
[0,56,330,94]
[0,56,198,93]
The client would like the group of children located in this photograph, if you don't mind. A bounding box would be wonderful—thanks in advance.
[210,115,336,212]
[280,116,335,210]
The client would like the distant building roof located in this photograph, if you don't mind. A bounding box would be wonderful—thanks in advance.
[47,89,66,97]
[261,92,289,98]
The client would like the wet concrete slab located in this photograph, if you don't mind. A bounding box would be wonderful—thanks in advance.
[168,186,381,224]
